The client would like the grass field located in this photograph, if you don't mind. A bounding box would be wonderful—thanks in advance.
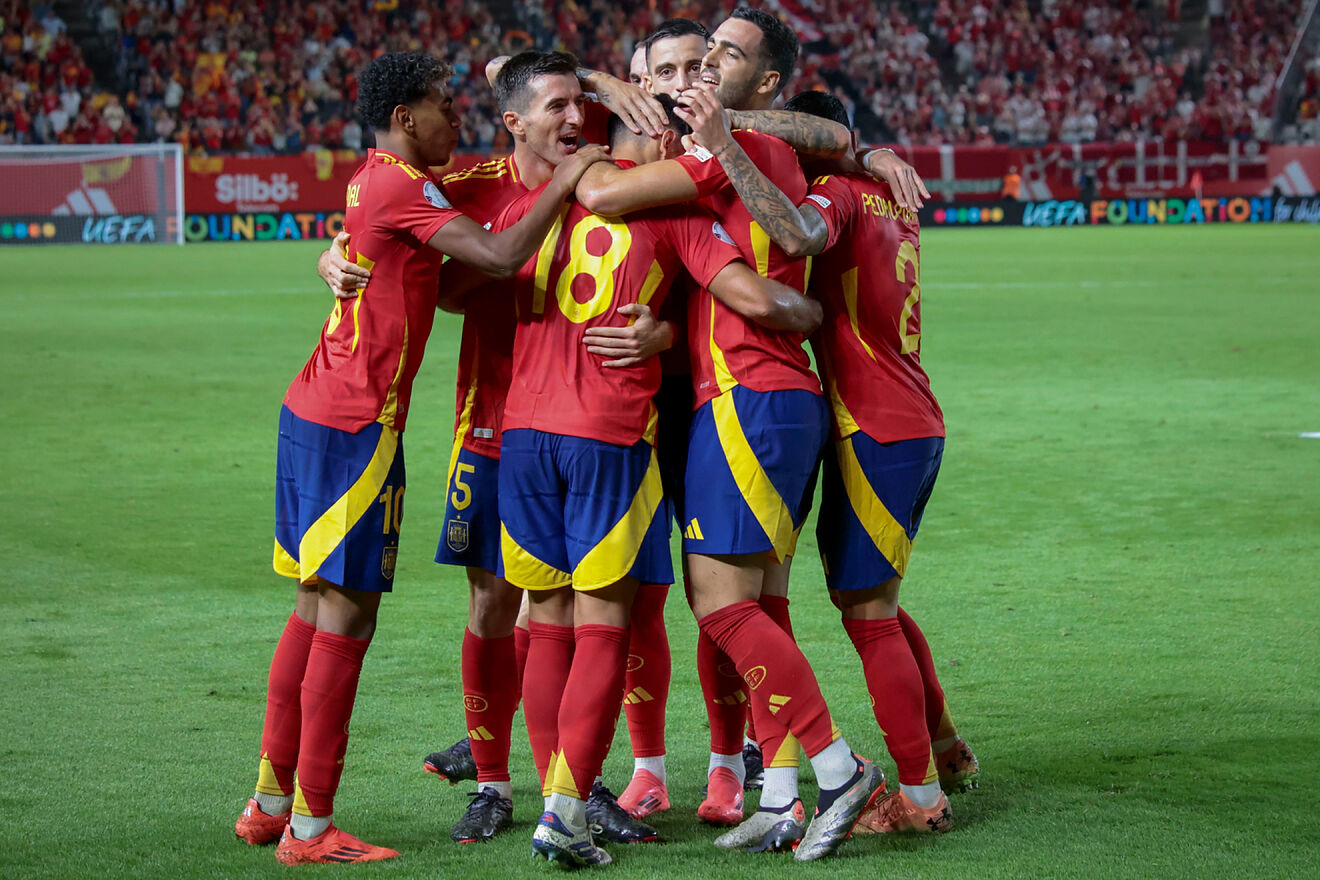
[2,225,1318,879]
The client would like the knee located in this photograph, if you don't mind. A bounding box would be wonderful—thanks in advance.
[468,577,522,636]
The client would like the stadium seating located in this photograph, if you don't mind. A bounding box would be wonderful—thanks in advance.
[0,0,1313,152]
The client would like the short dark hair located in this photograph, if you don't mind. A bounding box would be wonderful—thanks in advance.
[356,52,453,131]
[494,50,579,113]
[729,6,798,95]
[646,17,711,65]
[784,90,850,129]
[607,93,690,147]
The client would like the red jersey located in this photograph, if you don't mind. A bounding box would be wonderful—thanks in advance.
[674,129,821,408]
[495,164,743,447]
[283,148,462,433]
[805,172,944,442]
[439,155,528,457]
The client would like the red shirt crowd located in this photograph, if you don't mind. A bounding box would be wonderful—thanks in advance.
[1,0,1313,154]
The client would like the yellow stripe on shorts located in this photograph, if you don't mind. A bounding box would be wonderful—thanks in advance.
[573,445,665,590]
[296,426,399,585]
[273,539,300,579]
[836,435,913,578]
[501,525,572,590]
[710,391,797,559]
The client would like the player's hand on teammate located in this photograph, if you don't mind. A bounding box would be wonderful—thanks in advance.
[863,149,931,212]
[318,231,369,299]
[674,87,734,156]
[582,304,675,367]
[587,72,669,138]
[548,144,613,199]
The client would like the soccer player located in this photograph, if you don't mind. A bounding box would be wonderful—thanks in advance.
[454,87,823,868]
[232,51,606,865]
[320,52,672,846]
[628,41,648,86]
[684,86,977,834]
[574,8,886,861]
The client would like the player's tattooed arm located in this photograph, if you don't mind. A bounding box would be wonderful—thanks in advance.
[859,147,931,212]
[707,262,823,334]
[677,88,827,258]
[430,145,611,277]
[316,230,371,299]
[581,305,676,368]
[724,109,850,158]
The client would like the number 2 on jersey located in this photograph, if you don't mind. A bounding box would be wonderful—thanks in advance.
[894,241,922,355]
[841,240,922,357]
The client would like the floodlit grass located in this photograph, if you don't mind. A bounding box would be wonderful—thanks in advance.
[2,225,1317,878]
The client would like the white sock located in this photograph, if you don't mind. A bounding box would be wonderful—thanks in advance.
[481,780,513,800]
[809,738,857,791]
[708,751,746,787]
[545,793,587,829]
[758,766,799,810]
[634,755,666,783]
[743,734,757,748]
[290,812,332,841]
[254,792,293,815]
[932,736,960,753]
[901,781,943,809]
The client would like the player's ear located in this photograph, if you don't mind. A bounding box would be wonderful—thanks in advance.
[502,110,524,139]
[659,127,679,159]
[393,103,414,136]
[850,129,859,153]
[756,69,780,99]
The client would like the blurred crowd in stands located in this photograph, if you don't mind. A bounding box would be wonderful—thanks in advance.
[1,0,1315,153]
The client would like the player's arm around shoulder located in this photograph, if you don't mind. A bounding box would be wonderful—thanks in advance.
[574,156,701,217]
[725,109,850,159]
[707,261,822,335]
[431,144,610,277]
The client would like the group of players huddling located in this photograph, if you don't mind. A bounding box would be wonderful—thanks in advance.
[232,6,980,868]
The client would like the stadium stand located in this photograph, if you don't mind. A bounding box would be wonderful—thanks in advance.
[0,0,1314,151]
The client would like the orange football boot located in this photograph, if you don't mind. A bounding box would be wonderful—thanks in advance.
[696,766,745,825]
[275,824,400,865]
[234,798,290,846]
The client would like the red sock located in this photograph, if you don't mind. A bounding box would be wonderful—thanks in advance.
[896,607,957,741]
[698,600,836,757]
[548,624,629,800]
[624,584,670,758]
[697,630,747,755]
[524,621,575,788]
[461,628,518,783]
[843,616,936,785]
[752,595,797,766]
[514,624,531,700]
[295,630,371,817]
[257,612,316,795]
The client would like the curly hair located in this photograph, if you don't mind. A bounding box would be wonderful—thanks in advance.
[356,52,454,131]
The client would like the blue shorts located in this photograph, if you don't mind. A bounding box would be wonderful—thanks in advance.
[498,429,673,591]
[435,445,501,573]
[681,386,828,560]
[274,405,405,592]
[817,432,943,591]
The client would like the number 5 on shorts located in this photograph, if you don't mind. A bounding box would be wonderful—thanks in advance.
[451,463,475,511]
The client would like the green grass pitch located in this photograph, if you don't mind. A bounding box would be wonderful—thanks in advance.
[2,225,1317,879]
